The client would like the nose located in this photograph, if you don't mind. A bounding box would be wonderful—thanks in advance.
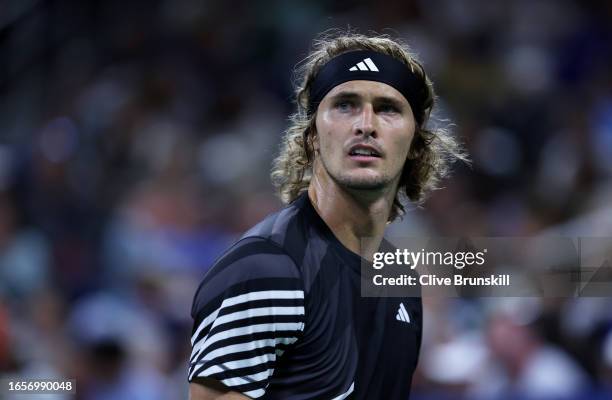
[354,103,376,138]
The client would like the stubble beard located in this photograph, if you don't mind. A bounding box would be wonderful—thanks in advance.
[319,154,397,192]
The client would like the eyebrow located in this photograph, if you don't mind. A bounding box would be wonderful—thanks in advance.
[328,91,406,109]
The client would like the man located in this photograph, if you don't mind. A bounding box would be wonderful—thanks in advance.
[188,31,466,399]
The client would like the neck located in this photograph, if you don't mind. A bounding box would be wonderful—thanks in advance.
[307,163,397,260]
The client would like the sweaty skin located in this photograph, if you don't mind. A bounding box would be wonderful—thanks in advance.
[189,80,415,399]
[309,80,415,260]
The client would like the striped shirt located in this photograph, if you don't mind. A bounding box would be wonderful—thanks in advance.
[189,193,422,399]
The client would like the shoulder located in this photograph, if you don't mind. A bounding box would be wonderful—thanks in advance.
[240,194,310,253]
[191,236,304,321]
[190,194,314,329]
[188,237,307,396]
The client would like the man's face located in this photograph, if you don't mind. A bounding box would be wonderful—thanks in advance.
[313,80,416,193]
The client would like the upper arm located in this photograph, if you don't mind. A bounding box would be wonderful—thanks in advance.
[189,378,250,400]
[188,238,305,399]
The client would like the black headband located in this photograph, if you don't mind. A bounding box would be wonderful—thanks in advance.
[307,50,427,124]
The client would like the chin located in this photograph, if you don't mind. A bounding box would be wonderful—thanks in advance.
[339,174,390,191]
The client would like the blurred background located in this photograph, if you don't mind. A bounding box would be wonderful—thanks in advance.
[1,0,612,399]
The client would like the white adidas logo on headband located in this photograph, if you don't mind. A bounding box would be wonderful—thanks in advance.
[349,57,379,72]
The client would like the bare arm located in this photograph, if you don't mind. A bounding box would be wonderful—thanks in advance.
[189,378,250,400]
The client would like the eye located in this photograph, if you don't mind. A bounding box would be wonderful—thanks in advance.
[334,100,355,112]
[377,103,401,114]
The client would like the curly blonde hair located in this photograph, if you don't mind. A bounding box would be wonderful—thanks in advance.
[271,30,468,221]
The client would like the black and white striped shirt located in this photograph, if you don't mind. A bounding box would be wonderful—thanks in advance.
[189,193,422,399]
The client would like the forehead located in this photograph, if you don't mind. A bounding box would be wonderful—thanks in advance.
[322,80,409,104]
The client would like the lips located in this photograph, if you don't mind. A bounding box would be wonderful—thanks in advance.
[348,144,382,158]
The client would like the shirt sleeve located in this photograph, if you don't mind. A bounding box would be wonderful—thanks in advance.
[188,237,306,399]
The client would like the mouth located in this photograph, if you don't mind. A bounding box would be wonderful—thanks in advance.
[348,144,382,161]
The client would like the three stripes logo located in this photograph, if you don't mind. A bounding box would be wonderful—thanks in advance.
[349,57,379,72]
[396,302,411,324]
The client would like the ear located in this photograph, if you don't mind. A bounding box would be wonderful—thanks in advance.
[307,115,320,155]
[308,123,319,152]
[312,131,319,151]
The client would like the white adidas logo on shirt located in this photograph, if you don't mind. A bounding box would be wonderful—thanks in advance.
[349,57,379,72]
[396,302,411,324]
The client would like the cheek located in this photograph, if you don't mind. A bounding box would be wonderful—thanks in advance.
[319,134,340,160]
[391,127,415,160]
[314,114,331,151]
[315,117,344,154]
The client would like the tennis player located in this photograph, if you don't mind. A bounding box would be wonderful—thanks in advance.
[188,31,465,399]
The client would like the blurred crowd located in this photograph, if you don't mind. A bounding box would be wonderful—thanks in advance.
[1,0,612,399]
